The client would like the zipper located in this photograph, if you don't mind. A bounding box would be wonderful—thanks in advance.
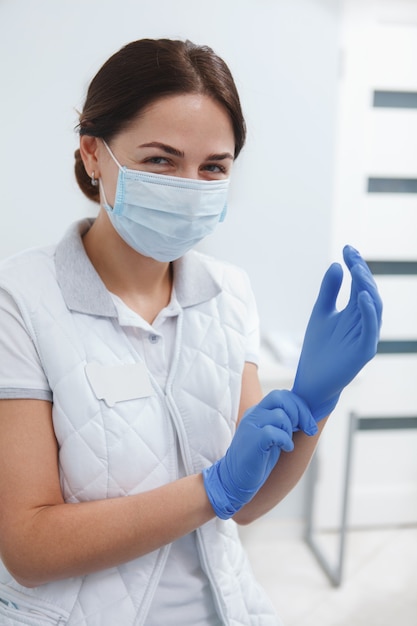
[163,311,229,624]
[0,585,68,624]
[133,543,171,626]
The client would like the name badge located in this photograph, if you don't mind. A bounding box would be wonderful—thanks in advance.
[85,362,153,407]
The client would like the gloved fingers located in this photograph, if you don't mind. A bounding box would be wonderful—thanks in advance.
[343,244,363,270]
[258,424,294,453]
[292,398,319,435]
[357,290,380,358]
[350,264,383,325]
[251,407,293,440]
[312,262,344,315]
[344,247,383,324]
[257,389,294,410]
[257,390,318,435]
[241,405,292,437]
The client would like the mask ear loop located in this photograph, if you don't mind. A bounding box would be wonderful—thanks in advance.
[102,140,124,170]
[99,179,112,211]
[99,140,123,211]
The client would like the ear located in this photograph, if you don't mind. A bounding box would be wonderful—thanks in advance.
[79,136,101,179]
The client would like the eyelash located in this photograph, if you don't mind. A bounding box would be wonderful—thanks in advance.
[144,156,227,174]
[204,163,227,174]
[146,156,169,165]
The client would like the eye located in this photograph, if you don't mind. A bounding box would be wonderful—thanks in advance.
[145,156,170,165]
[202,163,228,175]
[139,155,174,174]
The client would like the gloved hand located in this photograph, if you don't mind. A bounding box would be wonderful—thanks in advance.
[202,390,316,519]
[292,245,383,422]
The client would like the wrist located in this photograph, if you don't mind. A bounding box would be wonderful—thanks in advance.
[202,463,239,520]
[202,462,256,520]
[291,383,340,423]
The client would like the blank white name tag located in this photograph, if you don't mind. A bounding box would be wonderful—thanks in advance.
[85,362,153,407]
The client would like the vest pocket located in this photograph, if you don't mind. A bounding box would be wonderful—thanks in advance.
[0,594,67,625]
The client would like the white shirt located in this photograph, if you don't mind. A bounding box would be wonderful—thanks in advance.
[0,281,259,625]
[109,291,222,625]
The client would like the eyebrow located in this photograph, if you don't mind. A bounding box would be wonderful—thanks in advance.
[138,141,234,161]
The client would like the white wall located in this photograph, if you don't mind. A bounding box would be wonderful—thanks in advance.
[0,0,341,337]
[0,0,341,520]
[311,0,417,531]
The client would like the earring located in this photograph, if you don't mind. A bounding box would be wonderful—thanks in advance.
[91,171,98,187]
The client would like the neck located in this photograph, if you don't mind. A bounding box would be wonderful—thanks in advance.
[83,210,173,323]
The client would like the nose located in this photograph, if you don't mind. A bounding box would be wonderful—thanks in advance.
[177,165,201,180]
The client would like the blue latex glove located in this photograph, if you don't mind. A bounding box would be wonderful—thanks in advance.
[202,390,317,519]
[292,245,383,422]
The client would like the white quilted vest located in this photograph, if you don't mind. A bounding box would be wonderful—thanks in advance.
[0,222,281,625]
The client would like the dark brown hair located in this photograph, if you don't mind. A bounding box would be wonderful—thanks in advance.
[74,38,246,202]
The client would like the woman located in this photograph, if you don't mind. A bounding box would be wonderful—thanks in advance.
[0,39,381,625]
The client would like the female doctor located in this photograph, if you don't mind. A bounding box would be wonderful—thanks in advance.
[0,39,382,625]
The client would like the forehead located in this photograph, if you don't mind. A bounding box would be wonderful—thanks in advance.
[118,93,235,149]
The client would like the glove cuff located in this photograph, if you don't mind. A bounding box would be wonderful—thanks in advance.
[291,383,341,422]
[311,395,340,421]
[202,462,242,520]
[291,372,342,422]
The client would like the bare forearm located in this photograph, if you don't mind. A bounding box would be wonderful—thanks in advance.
[233,418,328,524]
[4,474,214,587]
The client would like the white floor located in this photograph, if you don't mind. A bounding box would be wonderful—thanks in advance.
[240,519,417,626]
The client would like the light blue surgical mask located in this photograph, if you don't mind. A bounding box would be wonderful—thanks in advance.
[100,141,229,262]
